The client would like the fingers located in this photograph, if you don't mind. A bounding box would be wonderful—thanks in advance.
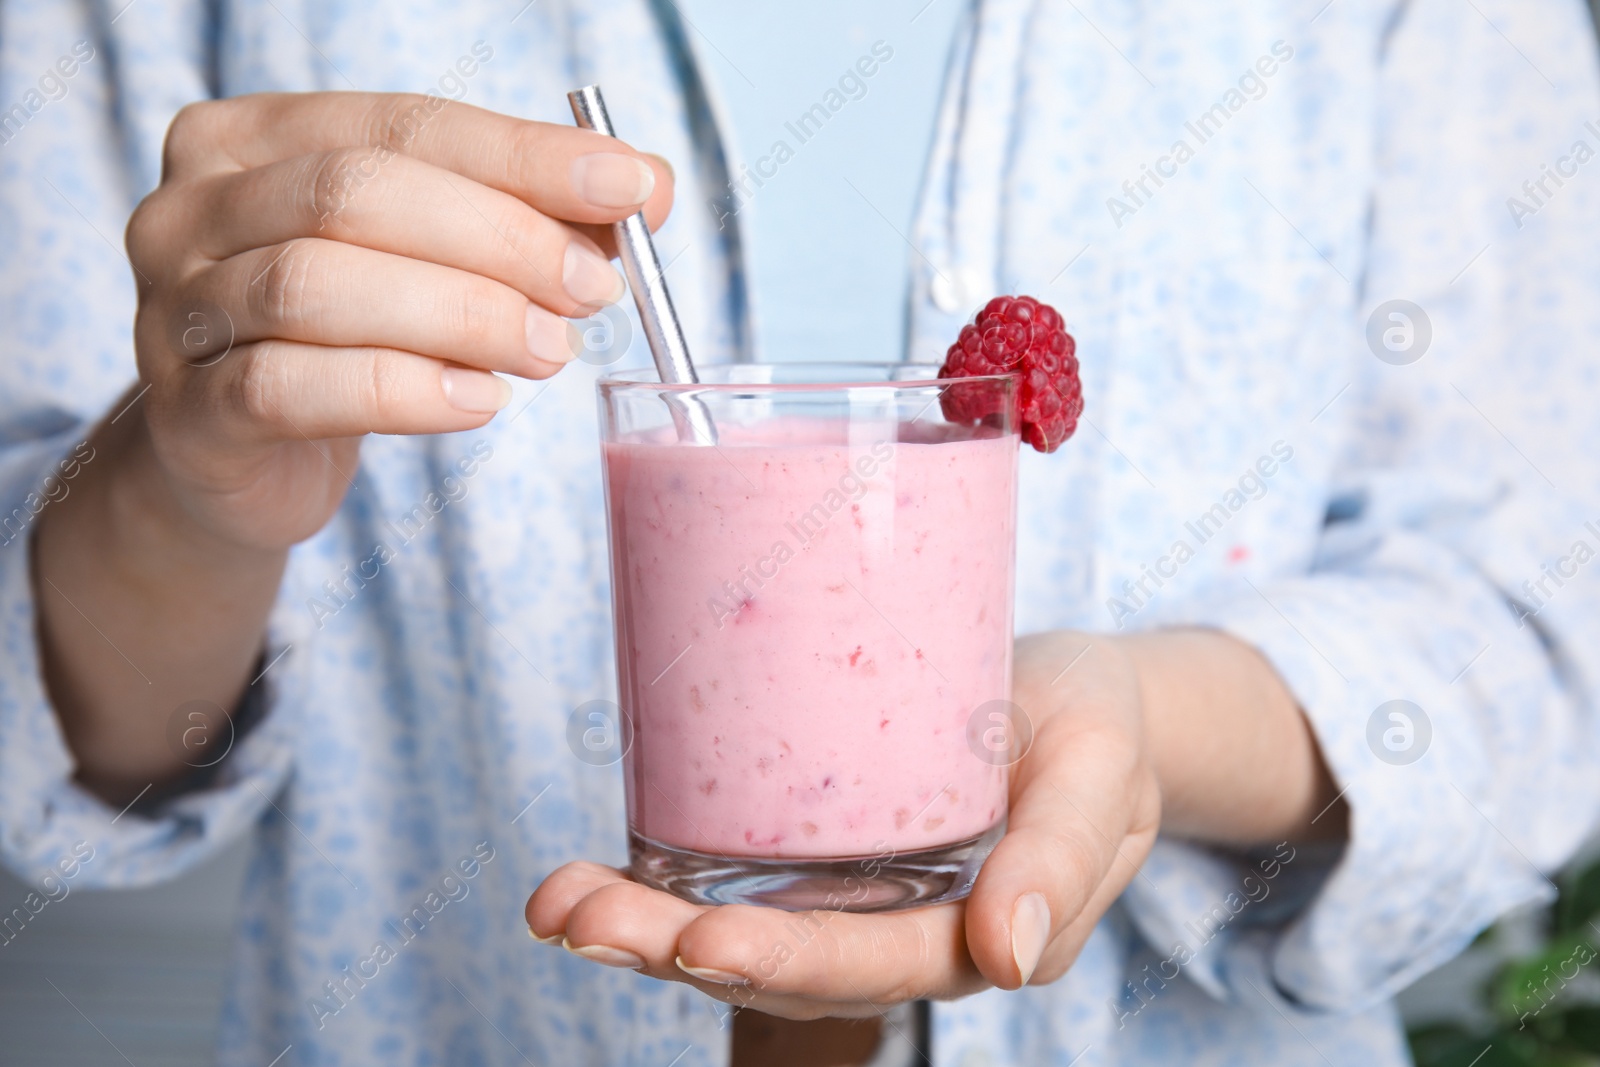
[150,339,511,446]
[163,94,675,229]
[675,900,985,1003]
[525,861,642,941]
[182,238,577,377]
[524,863,953,1023]
[177,151,625,318]
[964,719,1160,990]
[568,881,704,970]
[530,865,979,1002]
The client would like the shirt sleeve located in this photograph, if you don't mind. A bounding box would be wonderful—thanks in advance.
[1119,0,1600,1012]
[0,0,294,889]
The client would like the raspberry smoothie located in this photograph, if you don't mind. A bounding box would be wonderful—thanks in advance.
[604,421,1017,859]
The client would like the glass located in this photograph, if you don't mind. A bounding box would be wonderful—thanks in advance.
[597,364,1020,912]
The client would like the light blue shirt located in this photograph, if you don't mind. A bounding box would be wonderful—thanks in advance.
[4,1,1600,1065]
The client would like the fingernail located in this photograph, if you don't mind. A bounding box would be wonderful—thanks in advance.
[1010,892,1050,986]
[675,956,750,986]
[440,367,511,413]
[562,936,645,970]
[526,304,579,365]
[562,243,626,307]
[528,927,564,945]
[571,152,656,208]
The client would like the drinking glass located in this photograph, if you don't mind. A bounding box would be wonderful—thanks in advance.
[598,363,1020,912]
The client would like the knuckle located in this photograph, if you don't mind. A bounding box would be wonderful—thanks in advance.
[253,240,320,331]
[307,146,388,230]
[488,212,544,274]
[232,345,293,426]
[504,123,547,191]
[124,196,156,258]
[440,279,509,353]
[124,193,171,277]
[162,100,225,178]
[366,92,441,153]
[363,350,406,422]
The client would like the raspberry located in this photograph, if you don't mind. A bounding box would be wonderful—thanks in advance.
[938,295,1082,453]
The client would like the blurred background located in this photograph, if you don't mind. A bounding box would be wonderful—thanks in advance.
[0,843,248,1066]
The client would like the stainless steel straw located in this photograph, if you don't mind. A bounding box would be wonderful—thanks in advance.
[567,85,716,444]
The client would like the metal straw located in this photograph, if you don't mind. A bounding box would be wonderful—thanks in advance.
[567,85,716,444]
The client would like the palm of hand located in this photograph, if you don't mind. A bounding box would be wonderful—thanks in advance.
[526,632,1162,1019]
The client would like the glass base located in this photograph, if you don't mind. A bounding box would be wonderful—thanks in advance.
[628,822,1005,913]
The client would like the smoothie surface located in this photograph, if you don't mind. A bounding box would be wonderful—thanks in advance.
[605,418,1016,858]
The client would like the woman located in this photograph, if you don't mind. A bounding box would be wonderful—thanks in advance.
[2,0,1598,1064]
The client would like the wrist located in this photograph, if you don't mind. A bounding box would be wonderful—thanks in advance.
[34,398,288,799]
[1115,627,1346,846]
[95,405,288,590]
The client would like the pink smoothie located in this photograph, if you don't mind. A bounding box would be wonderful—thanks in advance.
[604,421,1017,859]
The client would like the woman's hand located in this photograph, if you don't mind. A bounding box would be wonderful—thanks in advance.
[124,91,672,550]
[525,628,1343,1019]
[40,91,674,798]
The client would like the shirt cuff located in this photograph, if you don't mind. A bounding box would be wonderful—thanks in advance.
[0,431,295,888]
[1118,575,1553,1011]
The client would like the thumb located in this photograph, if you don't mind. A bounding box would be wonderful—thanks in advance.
[963,722,1159,990]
